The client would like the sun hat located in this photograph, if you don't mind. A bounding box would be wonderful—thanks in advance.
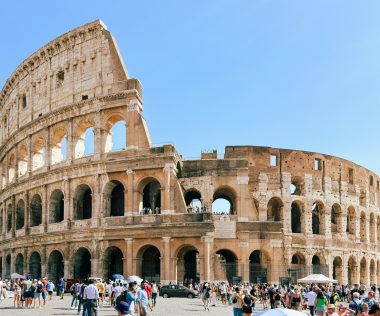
[328,304,336,309]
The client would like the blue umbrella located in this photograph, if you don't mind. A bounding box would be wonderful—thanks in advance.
[112,274,124,280]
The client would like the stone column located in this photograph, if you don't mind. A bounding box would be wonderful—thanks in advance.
[201,236,213,282]
[91,258,100,277]
[303,201,313,235]
[27,134,32,175]
[41,246,47,276]
[24,191,29,235]
[11,195,15,237]
[162,237,172,284]
[1,251,5,278]
[237,175,250,221]
[64,260,71,278]
[124,238,134,276]
[162,164,175,214]
[126,169,134,215]
[64,178,71,222]
[10,250,15,274]
[45,126,52,169]
[66,118,74,164]
[42,185,48,232]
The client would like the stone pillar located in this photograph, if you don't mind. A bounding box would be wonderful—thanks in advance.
[64,178,71,221]
[162,164,175,214]
[64,260,71,278]
[303,201,313,235]
[92,174,101,225]
[10,250,15,274]
[237,175,250,221]
[27,134,32,176]
[91,258,100,277]
[66,118,74,164]
[94,111,103,159]
[42,185,48,232]
[11,195,15,237]
[1,251,5,278]
[41,246,47,277]
[126,169,134,215]
[24,191,29,235]
[324,204,332,238]
[45,126,52,169]
[124,238,133,276]
[162,237,172,284]
[365,218,370,243]
[201,236,213,282]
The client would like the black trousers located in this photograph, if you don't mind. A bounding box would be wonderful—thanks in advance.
[309,305,315,316]
[85,299,98,316]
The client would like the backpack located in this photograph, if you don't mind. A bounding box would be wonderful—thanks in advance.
[36,284,43,293]
[351,300,362,315]
[116,290,128,305]
[70,284,76,295]
[30,284,36,293]
[204,289,210,299]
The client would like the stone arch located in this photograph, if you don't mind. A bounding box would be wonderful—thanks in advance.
[377,216,380,242]
[312,200,325,235]
[267,197,283,221]
[30,194,42,227]
[31,137,46,170]
[249,250,270,283]
[16,199,25,230]
[291,200,303,233]
[360,257,367,284]
[74,184,92,220]
[312,254,323,274]
[48,250,64,285]
[184,189,203,213]
[215,249,238,283]
[348,256,357,285]
[360,211,367,242]
[369,213,375,242]
[136,245,161,282]
[74,120,94,158]
[15,253,24,275]
[333,256,343,284]
[347,206,356,235]
[8,153,16,183]
[51,126,67,164]
[6,203,12,232]
[49,189,64,223]
[18,144,28,176]
[290,176,304,196]
[138,177,162,215]
[176,244,200,284]
[103,246,124,280]
[0,209,3,234]
[103,180,125,217]
[370,259,376,285]
[104,114,127,153]
[73,247,92,279]
[331,203,342,233]
[29,251,42,278]
[5,254,11,276]
[212,186,237,215]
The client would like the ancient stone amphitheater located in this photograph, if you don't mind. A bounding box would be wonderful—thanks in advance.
[0,20,378,286]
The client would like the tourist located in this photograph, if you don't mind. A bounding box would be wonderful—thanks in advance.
[330,288,341,306]
[23,276,33,308]
[58,277,65,299]
[151,280,158,307]
[349,292,363,315]
[232,286,243,316]
[202,282,211,311]
[369,304,380,316]
[327,304,339,316]
[137,280,151,316]
[211,284,218,306]
[363,291,376,308]
[273,289,283,308]
[315,289,328,316]
[96,279,105,306]
[46,280,54,300]
[71,281,80,309]
[306,286,317,316]
[41,277,47,307]
[115,300,130,316]
[83,279,99,316]
[33,279,43,308]
[220,281,227,305]
[13,282,21,308]
[241,288,254,316]
[290,287,302,310]
[359,303,370,316]
[124,282,137,316]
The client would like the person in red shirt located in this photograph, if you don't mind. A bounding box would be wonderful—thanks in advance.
[41,277,47,306]
[145,281,152,300]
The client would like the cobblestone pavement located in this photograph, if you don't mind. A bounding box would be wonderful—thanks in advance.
[0,294,235,316]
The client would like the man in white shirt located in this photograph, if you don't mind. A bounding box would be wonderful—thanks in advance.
[306,287,317,316]
[83,279,99,316]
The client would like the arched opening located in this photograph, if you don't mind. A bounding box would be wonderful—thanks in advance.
[333,257,343,284]
[0,210,3,234]
[7,204,12,232]
[15,253,24,275]
[212,187,236,215]
[290,253,306,281]
[8,154,16,183]
[312,255,321,274]
[360,212,366,242]
[48,250,64,285]
[312,201,324,235]
[104,118,127,152]
[104,181,125,217]
[29,252,41,278]
[370,213,375,242]
[347,206,356,235]
[5,254,11,276]
[30,194,42,227]
[360,257,367,284]
[331,204,341,233]
[74,185,92,220]
[348,256,357,285]
[249,250,269,283]
[176,246,200,285]
[18,145,28,176]
[184,190,203,213]
[49,189,64,223]
[267,197,283,221]
[290,177,304,195]
[16,199,25,230]
[370,259,376,285]
[73,248,91,279]
[32,138,46,171]
[51,129,67,164]
[291,201,302,233]
[215,249,237,283]
[139,246,161,282]
[141,179,161,215]
[103,247,124,280]
[377,216,380,242]
[75,122,94,158]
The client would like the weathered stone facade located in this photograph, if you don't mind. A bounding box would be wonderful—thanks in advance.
[0,20,378,286]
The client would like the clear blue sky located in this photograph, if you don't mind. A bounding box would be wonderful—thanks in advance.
[1,1,380,174]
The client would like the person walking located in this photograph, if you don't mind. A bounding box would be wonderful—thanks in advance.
[306,287,317,316]
[83,279,99,316]
[151,281,158,308]
[315,290,328,316]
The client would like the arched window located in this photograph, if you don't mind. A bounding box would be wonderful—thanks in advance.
[140,179,161,215]
[104,181,125,217]
[104,117,126,152]
[74,185,92,220]
[212,187,236,215]
[30,194,42,227]
[16,199,25,230]
[267,197,283,221]
[184,190,203,213]
[291,202,302,233]
[312,201,324,235]
[331,204,341,233]
[7,204,12,232]
[49,190,64,223]
[18,145,28,176]
[347,206,356,235]
[8,154,16,183]
[75,122,94,158]
[32,138,46,170]
[51,129,67,164]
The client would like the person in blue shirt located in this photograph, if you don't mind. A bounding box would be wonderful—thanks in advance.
[137,281,151,316]
[125,282,137,314]
[59,278,65,299]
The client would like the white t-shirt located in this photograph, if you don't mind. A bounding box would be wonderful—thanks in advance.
[220,284,227,294]
[306,291,317,306]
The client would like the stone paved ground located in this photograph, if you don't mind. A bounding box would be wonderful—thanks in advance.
[0,293,234,316]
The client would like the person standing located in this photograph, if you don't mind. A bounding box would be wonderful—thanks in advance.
[59,278,65,299]
[151,281,158,308]
[137,280,152,316]
[315,290,328,316]
[83,279,99,316]
[306,287,317,316]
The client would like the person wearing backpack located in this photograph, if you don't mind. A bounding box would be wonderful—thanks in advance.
[202,283,211,311]
[242,288,256,316]
[330,288,341,306]
[33,279,43,308]
[349,292,363,316]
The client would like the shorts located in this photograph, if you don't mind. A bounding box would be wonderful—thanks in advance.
[42,292,47,299]
[24,291,32,298]
[316,307,326,313]
[221,293,227,299]
[34,292,41,299]
[48,291,53,295]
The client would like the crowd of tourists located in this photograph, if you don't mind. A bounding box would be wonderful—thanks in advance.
[196,281,380,316]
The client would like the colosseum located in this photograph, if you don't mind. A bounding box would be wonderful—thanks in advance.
[0,19,378,287]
